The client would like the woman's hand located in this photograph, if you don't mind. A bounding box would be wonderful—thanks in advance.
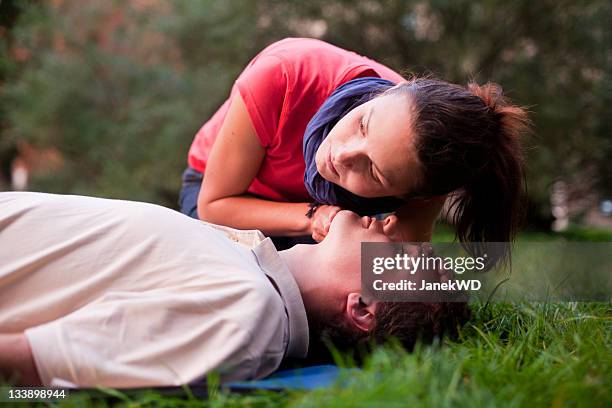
[310,205,342,242]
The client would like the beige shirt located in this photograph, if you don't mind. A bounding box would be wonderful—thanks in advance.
[0,192,308,388]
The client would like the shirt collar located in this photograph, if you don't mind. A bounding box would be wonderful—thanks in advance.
[200,221,267,248]
[201,222,309,359]
[251,238,309,359]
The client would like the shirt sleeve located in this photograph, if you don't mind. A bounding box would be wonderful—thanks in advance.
[234,54,291,147]
[24,288,284,388]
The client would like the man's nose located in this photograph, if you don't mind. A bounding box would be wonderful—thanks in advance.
[334,138,366,168]
[383,214,401,240]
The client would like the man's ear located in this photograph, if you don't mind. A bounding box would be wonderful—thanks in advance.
[346,293,377,333]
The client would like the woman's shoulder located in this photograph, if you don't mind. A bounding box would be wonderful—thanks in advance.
[257,37,403,86]
[260,37,365,65]
[261,37,347,56]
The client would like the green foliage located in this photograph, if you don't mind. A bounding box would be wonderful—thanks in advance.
[4,301,609,407]
[262,0,612,218]
[558,224,612,242]
[1,0,610,214]
[1,0,270,207]
[287,302,611,408]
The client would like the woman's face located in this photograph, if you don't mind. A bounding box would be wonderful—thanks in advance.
[315,93,421,198]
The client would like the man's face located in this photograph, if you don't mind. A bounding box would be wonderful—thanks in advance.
[327,210,394,244]
[303,211,400,340]
[315,210,398,284]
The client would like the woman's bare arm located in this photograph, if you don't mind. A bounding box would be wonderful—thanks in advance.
[197,93,313,237]
[0,334,42,386]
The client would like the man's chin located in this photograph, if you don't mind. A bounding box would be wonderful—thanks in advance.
[332,210,357,223]
[327,210,358,237]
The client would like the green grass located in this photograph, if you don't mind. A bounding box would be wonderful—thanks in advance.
[4,301,609,407]
[291,302,611,408]
[3,228,611,407]
[432,222,612,243]
[556,225,612,242]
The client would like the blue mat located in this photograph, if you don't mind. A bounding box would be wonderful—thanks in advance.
[225,365,357,391]
[75,365,356,399]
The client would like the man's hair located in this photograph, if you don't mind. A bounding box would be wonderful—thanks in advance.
[308,300,471,362]
[368,300,471,351]
[306,243,472,362]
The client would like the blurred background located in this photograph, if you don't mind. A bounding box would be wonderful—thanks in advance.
[0,0,610,237]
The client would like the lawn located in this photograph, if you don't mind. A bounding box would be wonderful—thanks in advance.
[10,301,606,407]
[2,227,611,407]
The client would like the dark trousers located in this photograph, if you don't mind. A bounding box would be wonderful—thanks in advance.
[178,167,203,219]
[178,167,315,250]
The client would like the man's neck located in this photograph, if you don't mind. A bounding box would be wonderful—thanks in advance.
[278,244,319,297]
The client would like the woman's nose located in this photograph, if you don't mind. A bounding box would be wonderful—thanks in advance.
[334,138,366,168]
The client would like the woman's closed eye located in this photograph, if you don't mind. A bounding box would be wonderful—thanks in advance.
[370,161,381,183]
[359,113,381,184]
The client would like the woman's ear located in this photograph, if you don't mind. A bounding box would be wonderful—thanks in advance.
[346,293,377,333]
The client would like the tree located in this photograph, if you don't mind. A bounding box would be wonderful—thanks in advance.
[1,0,269,206]
[2,0,610,223]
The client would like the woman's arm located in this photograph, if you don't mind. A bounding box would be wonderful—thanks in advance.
[392,196,447,242]
[0,334,42,386]
[197,93,313,237]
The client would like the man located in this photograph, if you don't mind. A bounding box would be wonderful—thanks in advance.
[0,192,469,388]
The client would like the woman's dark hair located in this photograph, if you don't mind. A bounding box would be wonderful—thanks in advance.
[386,77,530,261]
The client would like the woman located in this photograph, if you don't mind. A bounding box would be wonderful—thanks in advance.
[180,38,529,255]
